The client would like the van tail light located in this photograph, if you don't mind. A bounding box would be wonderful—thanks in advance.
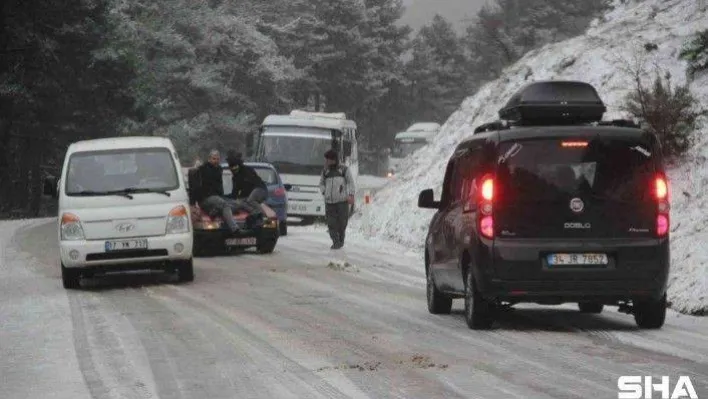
[655,177,668,200]
[478,176,495,239]
[273,187,286,197]
[655,175,669,237]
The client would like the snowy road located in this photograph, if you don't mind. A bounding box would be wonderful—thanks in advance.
[2,219,707,399]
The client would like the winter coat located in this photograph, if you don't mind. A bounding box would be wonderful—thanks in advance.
[230,164,267,199]
[319,164,355,204]
[196,162,224,202]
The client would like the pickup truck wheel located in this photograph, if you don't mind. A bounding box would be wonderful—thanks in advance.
[426,266,452,314]
[61,263,81,289]
[634,294,666,329]
[176,258,194,283]
[464,271,494,329]
[578,302,604,313]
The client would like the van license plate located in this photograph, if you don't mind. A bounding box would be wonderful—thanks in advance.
[105,239,148,252]
[225,237,257,246]
[547,253,608,265]
[289,203,307,212]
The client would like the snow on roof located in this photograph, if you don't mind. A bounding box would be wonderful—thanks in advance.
[352,0,708,315]
[68,136,175,153]
[263,110,357,131]
[406,122,441,132]
[394,131,437,140]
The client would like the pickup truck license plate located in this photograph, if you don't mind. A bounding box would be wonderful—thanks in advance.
[105,239,148,252]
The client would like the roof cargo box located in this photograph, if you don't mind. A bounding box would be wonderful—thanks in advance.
[498,81,606,125]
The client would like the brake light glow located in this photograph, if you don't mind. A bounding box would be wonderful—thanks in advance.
[657,214,669,236]
[655,177,668,200]
[561,141,588,147]
[481,178,494,201]
[273,187,286,197]
[478,175,495,239]
[480,216,494,238]
[655,175,669,237]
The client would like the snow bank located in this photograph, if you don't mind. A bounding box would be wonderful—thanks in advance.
[353,0,708,315]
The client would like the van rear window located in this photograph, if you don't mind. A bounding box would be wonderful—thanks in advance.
[496,138,656,202]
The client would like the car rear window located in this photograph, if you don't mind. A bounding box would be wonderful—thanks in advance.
[254,168,278,184]
[496,138,656,203]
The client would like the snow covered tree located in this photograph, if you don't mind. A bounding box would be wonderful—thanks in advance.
[109,0,298,160]
[679,29,708,80]
[463,0,610,81]
[406,15,471,123]
[1,0,135,215]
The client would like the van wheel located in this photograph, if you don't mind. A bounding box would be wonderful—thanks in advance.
[62,263,81,289]
[427,266,452,314]
[176,258,194,283]
[634,294,666,329]
[464,270,494,329]
[578,302,604,313]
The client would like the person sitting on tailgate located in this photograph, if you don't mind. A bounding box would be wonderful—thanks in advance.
[225,151,267,227]
[196,149,240,233]
[226,151,267,199]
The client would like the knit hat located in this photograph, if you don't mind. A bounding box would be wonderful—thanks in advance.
[227,151,243,167]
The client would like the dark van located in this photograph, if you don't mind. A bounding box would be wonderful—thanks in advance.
[419,81,670,330]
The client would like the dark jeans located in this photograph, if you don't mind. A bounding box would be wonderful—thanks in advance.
[201,195,239,232]
[325,202,350,245]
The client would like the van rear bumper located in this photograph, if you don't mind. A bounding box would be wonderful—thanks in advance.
[477,278,668,304]
[474,237,670,304]
[60,233,193,268]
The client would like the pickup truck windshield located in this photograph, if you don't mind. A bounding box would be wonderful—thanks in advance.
[65,147,179,196]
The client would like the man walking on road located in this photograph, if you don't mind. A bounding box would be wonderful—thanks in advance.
[320,149,355,249]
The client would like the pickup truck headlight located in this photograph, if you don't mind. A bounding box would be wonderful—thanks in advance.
[166,205,190,234]
[60,213,85,241]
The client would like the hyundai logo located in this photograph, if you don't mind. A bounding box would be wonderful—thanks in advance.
[569,197,584,213]
[115,222,135,233]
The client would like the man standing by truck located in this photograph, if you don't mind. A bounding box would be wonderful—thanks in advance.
[319,149,355,249]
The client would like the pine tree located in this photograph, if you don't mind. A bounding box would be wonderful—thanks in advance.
[406,15,471,123]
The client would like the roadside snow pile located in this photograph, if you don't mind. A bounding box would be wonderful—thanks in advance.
[353,0,708,315]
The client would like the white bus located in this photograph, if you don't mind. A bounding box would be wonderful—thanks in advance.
[388,122,440,176]
[253,110,359,222]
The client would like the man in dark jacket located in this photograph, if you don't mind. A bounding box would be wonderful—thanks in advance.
[226,151,267,199]
[319,149,355,249]
[196,149,240,233]
[224,151,269,228]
